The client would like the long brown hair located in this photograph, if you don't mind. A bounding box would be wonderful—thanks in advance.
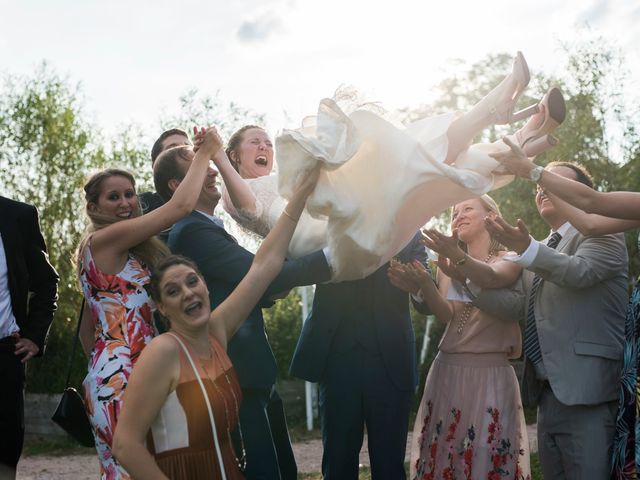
[75,168,168,277]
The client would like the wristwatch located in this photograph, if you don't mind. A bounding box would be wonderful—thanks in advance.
[529,165,544,182]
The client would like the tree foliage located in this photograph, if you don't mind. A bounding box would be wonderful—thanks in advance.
[160,88,266,140]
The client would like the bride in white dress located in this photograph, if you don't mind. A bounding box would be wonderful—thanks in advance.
[214,52,565,281]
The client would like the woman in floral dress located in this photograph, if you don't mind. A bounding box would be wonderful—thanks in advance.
[493,146,640,479]
[75,127,223,479]
[388,195,530,479]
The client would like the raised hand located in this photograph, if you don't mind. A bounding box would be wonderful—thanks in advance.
[387,260,420,294]
[192,126,206,152]
[193,126,222,157]
[489,136,536,177]
[484,215,531,254]
[294,165,321,199]
[421,228,465,263]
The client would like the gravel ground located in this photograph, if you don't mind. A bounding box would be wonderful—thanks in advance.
[17,426,537,479]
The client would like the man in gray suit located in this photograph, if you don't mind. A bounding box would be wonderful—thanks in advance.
[471,161,628,479]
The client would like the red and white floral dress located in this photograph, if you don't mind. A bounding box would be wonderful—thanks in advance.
[410,275,531,480]
[80,244,155,479]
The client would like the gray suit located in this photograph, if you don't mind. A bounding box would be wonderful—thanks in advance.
[474,226,628,479]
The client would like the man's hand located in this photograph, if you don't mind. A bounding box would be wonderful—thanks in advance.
[489,136,537,178]
[12,334,39,363]
[484,216,532,254]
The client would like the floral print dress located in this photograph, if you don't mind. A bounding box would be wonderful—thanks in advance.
[80,245,155,479]
[610,236,639,479]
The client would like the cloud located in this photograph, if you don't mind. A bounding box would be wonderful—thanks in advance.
[237,11,284,42]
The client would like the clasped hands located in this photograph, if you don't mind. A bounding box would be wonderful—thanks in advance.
[192,126,224,158]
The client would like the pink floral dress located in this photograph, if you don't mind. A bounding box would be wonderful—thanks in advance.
[80,245,155,479]
[410,275,531,480]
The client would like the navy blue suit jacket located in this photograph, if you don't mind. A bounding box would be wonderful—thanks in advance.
[290,233,428,391]
[168,211,331,389]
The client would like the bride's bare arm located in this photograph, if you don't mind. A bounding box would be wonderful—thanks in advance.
[212,148,258,214]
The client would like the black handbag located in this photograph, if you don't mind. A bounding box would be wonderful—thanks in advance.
[51,299,95,447]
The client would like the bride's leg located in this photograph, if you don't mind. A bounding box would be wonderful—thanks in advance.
[443,52,535,165]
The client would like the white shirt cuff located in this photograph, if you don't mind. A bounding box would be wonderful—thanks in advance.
[465,279,481,298]
[503,236,539,268]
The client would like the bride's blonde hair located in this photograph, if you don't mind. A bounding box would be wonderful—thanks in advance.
[75,168,168,278]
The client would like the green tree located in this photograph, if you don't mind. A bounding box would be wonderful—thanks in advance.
[0,65,151,392]
[263,290,303,379]
[0,64,104,391]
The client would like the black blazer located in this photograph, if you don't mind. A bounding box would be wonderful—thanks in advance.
[0,196,59,354]
[290,232,428,391]
[169,211,331,389]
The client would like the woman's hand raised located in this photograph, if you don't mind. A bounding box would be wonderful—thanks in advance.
[193,126,223,157]
[421,228,465,263]
[294,165,321,199]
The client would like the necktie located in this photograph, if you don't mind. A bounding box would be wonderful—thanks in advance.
[523,232,562,365]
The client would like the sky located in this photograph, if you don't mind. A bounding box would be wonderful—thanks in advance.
[1,0,639,142]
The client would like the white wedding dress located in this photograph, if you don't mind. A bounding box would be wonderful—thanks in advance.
[222,98,514,281]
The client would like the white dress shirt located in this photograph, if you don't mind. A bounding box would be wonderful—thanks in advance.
[0,233,19,338]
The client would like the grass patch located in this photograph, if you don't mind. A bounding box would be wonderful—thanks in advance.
[22,437,94,457]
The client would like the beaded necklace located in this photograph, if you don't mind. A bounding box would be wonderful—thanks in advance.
[199,341,247,472]
[455,252,492,334]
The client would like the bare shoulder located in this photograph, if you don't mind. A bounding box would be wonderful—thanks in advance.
[138,333,180,364]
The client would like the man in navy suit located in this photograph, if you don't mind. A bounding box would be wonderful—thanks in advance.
[0,196,58,479]
[290,237,428,479]
[153,145,331,480]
